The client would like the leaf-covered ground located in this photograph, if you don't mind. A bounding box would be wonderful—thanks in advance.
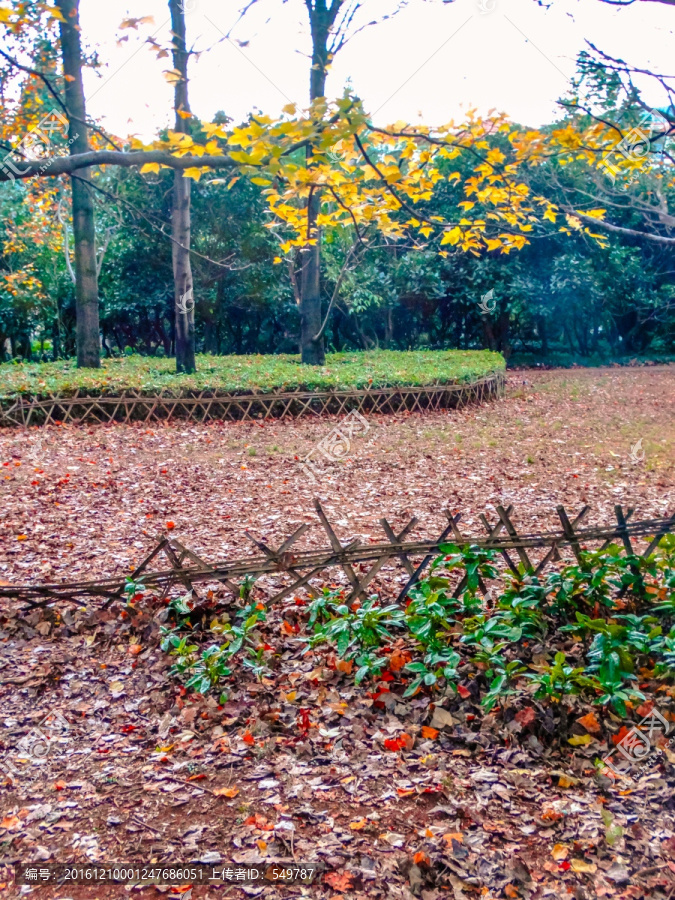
[0,349,504,400]
[0,365,674,900]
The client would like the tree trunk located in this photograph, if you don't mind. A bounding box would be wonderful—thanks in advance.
[169,0,196,374]
[57,0,100,368]
[299,7,331,365]
[300,190,324,363]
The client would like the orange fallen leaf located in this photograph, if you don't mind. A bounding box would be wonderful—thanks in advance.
[166,521,175,530]
[389,648,411,672]
[336,658,353,674]
[53,780,66,791]
[0,815,20,829]
[421,726,439,740]
[577,711,601,735]
[324,871,353,892]
[244,813,273,831]
[413,851,430,865]
[442,832,464,845]
[504,886,519,898]
[349,819,368,830]
[128,644,142,655]
[214,786,239,798]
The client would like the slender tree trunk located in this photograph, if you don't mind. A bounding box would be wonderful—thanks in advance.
[299,10,331,365]
[169,0,196,374]
[300,189,324,363]
[57,0,100,368]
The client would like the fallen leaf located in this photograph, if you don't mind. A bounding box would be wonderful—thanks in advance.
[421,726,439,740]
[558,774,578,789]
[551,844,569,861]
[571,859,597,873]
[442,832,464,845]
[214,786,239,798]
[324,871,353,892]
[568,734,592,746]
[430,707,454,729]
[389,648,410,672]
[577,711,601,734]
[336,658,353,674]
[515,706,537,728]
[349,819,368,830]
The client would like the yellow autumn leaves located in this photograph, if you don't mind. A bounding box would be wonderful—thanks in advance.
[131,94,618,258]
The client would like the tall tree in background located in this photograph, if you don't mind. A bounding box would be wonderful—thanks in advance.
[298,1,345,363]
[169,0,196,373]
[264,0,430,363]
[56,0,100,368]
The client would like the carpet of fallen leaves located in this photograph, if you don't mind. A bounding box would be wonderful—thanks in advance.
[0,365,674,900]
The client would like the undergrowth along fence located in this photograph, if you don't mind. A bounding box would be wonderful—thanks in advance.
[0,372,505,427]
[1,501,673,611]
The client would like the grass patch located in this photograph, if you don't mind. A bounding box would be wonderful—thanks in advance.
[0,350,504,400]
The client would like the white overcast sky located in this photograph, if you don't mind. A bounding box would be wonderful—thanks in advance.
[79,0,674,141]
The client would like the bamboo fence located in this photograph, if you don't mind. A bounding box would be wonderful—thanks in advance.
[0,372,505,427]
[1,501,673,612]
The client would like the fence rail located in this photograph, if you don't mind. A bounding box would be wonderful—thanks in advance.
[0,372,505,427]
[1,500,673,611]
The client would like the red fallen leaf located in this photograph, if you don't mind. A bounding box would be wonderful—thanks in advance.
[297,708,311,732]
[120,724,136,733]
[53,780,66,791]
[559,860,571,871]
[612,725,632,746]
[166,521,175,530]
[384,733,413,752]
[187,773,206,781]
[457,684,471,699]
[324,871,353,892]
[636,701,654,718]
[515,707,537,728]
[242,731,255,745]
